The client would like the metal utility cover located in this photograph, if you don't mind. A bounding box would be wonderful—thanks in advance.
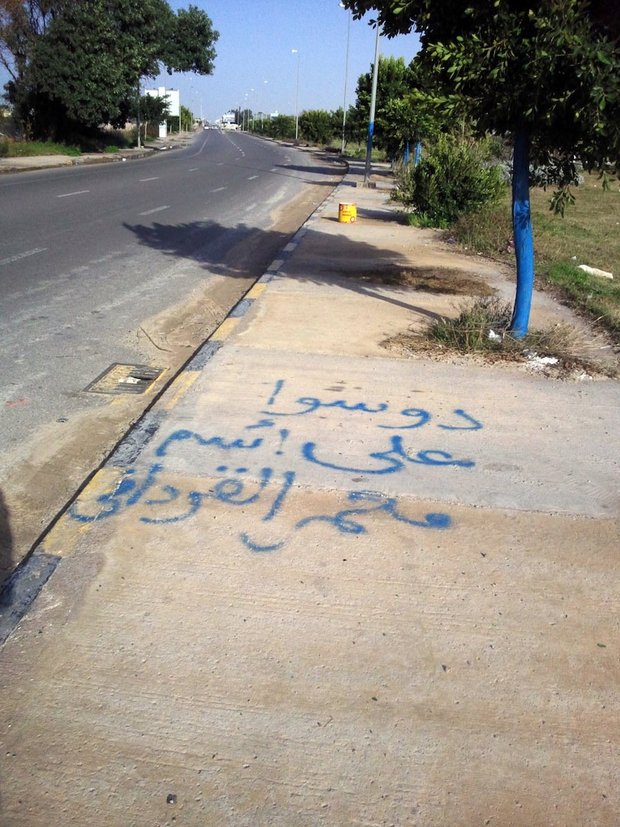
[84,364,163,395]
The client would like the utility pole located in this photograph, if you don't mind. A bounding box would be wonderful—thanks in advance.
[363,25,381,186]
[136,80,141,149]
[340,3,351,155]
[292,49,300,141]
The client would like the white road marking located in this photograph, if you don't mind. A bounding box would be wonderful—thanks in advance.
[0,247,48,267]
[248,175,259,180]
[139,177,159,182]
[139,205,170,216]
[210,187,227,193]
[185,134,210,158]
[56,190,90,198]
[188,167,199,172]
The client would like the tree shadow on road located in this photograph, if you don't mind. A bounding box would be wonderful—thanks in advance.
[123,208,478,321]
[273,162,346,179]
[124,220,294,281]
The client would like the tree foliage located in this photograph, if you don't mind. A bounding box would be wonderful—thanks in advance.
[299,109,335,145]
[349,53,459,157]
[137,94,170,127]
[262,114,296,141]
[343,0,620,175]
[349,55,412,153]
[343,0,620,336]
[133,92,170,141]
[163,4,217,75]
[2,0,218,139]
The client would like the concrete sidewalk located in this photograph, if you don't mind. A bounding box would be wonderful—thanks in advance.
[0,162,618,826]
[0,131,194,174]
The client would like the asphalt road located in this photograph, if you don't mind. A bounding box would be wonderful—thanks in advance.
[0,130,343,575]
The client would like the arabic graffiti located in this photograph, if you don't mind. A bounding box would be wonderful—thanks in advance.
[70,380,484,553]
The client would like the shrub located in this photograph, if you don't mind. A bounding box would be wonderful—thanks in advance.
[428,297,582,360]
[0,139,8,157]
[393,135,506,227]
[430,297,513,352]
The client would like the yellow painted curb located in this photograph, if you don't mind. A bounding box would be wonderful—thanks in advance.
[211,317,241,341]
[41,467,123,557]
[160,370,200,412]
[245,283,267,299]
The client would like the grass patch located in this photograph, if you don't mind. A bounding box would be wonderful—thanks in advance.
[0,129,135,156]
[404,212,448,229]
[428,297,576,358]
[5,140,81,157]
[415,296,614,375]
[341,141,387,162]
[450,203,513,258]
[545,261,620,339]
[429,298,514,353]
[447,173,620,342]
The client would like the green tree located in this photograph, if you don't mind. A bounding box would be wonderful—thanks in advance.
[265,114,296,140]
[179,104,193,131]
[299,109,335,144]
[134,93,170,141]
[2,0,217,140]
[381,87,454,159]
[380,55,466,158]
[343,0,620,336]
[163,4,217,75]
[349,55,412,153]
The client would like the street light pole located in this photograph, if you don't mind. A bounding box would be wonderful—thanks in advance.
[339,3,351,155]
[136,79,141,149]
[292,48,300,141]
[261,80,268,128]
[363,24,381,185]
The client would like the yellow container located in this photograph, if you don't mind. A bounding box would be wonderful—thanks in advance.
[338,202,357,223]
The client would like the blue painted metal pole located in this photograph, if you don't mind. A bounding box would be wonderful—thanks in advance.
[414,140,422,167]
[509,127,535,338]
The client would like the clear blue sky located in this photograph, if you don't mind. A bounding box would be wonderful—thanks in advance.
[153,0,420,122]
[0,1,420,123]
